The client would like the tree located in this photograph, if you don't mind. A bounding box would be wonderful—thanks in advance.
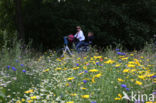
[14,0,24,40]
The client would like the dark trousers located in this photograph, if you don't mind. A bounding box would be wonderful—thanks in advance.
[76,41,85,53]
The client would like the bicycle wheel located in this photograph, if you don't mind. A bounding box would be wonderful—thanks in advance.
[56,48,64,57]
[79,46,90,52]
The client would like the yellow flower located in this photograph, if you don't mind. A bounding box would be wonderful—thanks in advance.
[66,101,74,103]
[77,57,80,60]
[130,54,134,56]
[127,64,135,68]
[55,68,62,71]
[24,89,33,94]
[97,56,102,59]
[91,73,102,83]
[66,83,70,86]
[95,73,102,78]
[115,64,121,67]
[56,58,62,61]
[83,66,87,69]
[70,93,77,96]
[121,57,128,60]
[67,77,75,80]
[138,71,144,74]
[104,57,108,59]
[123,69,130,73]
[94,56,97,59]
[16,100,21,103]
[147,73,155,77]
[83,78,90,80]
[153,78,156,83]
[92,77,95,83]
[43,68,50,72]
[78,72,84,75]
[104,59,115,64]
[84,57,87,59]
[140,56,144,59]
[64,68,67,70]
[73,67,79,70]
[80,87,87,90]
[114,98,121,100]
[21,98,25,102]
[90,57,94,60]
[115,93,122,100]
[118,94,122,98]
[128,61,135,64]
[147,65,152,67]
[135,81,142,85]
[130,69,136,73]
[146,101,153,103]
[27,100,33,103]
[89,69,99,72]
[134,59,141,66]
[92,61,96,65]
[138,75,145,80]
[118,78,124,82]
[30,96,37,100]
[81,95,90,99]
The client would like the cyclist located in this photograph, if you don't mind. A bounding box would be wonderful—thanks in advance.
[85,32,94,46]
[74,26,85,53]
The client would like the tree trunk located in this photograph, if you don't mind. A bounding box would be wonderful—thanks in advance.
[14,0,24,40]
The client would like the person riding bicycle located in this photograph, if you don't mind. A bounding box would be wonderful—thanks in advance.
[85,32,94,46]
[74,26,85,52]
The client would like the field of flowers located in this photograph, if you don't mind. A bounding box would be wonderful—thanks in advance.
[0,46,156,103]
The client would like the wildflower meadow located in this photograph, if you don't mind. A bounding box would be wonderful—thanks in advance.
[0,43,156,103]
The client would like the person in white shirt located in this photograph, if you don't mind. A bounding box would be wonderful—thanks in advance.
[74,26,85,52]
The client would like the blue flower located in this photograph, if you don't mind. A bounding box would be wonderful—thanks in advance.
[76,63,79,66]
[12,67,17,71]
[152,92,156,95]
[79,71,83,73]
[151,75,156,78]
[115,49,120,51]
[134,100,144,103]
[16,60,19,63]
[121,84,127,88]
[7,66,11,69]
[126,88,130,91]
[83,80,87,84]
[96,62,99,65]
[22,70,26,73]
[20,64,24,67]
[84,70,88,73]
[91,101,96,103]
[117,52,125,55]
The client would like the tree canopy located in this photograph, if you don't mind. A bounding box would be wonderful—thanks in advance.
[0,0,156,50]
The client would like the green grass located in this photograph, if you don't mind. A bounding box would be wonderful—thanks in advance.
[0,43,156,103]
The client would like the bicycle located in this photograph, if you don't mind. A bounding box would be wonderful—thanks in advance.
[56,36,91,58]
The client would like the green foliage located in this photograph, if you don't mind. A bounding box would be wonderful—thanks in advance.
[0,30,17,51]
[0,0,156,50]
[0,87,5,103]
